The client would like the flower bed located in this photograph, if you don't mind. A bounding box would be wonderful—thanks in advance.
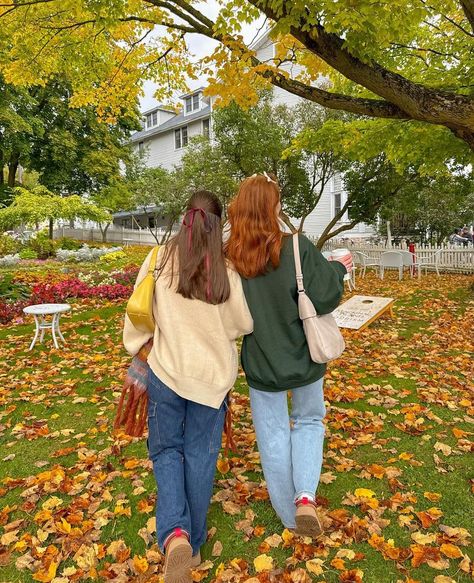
[0,270,134,325]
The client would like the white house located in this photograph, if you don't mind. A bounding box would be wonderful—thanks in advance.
[122,32,374,240]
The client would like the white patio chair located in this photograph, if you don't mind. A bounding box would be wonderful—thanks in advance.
[353,251,380,278]
[417,250,441,276]
[380,251,403,280]
[399,250,422,278]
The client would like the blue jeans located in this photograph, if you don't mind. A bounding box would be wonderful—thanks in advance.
[147,370,226,555]
[249,378,326,528]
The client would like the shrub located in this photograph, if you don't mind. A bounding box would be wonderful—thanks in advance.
[57,237,83,250]
[0,254,20,267]
[0,233,21,256]
[0,274,30,301]
[19,248,38,260]
[29,231,57,259]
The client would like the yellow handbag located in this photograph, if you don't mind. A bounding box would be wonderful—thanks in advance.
[126,246,160,333]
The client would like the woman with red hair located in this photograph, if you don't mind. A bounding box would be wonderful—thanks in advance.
[226,174,351,536]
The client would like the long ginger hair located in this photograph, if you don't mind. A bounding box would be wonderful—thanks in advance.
[225,174,284,278]
[158,191,230,304]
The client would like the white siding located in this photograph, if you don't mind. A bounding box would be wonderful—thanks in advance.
[159,110,176,124]
[139,119,208,171]
[254,38,274,63]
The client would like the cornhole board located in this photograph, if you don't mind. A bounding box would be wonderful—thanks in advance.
[333,295,395,331]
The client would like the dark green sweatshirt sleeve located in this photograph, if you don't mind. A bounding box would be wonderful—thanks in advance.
[300,235,346,315]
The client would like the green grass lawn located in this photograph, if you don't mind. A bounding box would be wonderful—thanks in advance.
[0,267,472,583]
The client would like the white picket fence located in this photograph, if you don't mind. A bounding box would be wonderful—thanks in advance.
[322,240,474,273]
[53,226,172,246]
[52,228,474,273]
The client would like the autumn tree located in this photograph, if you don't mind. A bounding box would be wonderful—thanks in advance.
[0,0,472,171]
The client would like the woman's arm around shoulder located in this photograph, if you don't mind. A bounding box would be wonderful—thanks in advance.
[122,247,159,356]
[220,266,253,340]
[299,234,347,315]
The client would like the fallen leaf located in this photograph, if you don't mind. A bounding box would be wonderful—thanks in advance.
[253,554,273,572]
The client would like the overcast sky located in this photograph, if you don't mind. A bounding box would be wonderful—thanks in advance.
[140,1,266,111]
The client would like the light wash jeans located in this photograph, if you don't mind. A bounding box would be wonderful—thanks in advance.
[249,377,326,529]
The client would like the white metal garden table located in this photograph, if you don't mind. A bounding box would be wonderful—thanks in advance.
[23,303,71,350]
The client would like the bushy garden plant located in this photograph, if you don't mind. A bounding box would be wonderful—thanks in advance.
[28,231,57,259]
[0,253,20,267]
[0,233,20,256]
[19,248,38,260]
[56,237,83,250]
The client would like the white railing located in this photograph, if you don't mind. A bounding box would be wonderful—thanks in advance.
[321,239,474,273]
[53,226,177,246]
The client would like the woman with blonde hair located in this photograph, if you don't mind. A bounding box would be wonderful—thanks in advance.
[225,174,351,536]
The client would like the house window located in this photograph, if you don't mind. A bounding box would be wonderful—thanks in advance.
[175,126,188,149]
[146,111,158,129]
[148,216,155,228]
[202,118,210,139]
[138,141,145,154]
[184,93,200,114]
[334,192,342,217]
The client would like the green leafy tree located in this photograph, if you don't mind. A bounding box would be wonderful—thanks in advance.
[92,180,137,242]
[177,137,239,212]
[0,186,110,235]
[211,95,315,230]
[378,174,474,244]
[129,167,189,245]
[0,75,140,201]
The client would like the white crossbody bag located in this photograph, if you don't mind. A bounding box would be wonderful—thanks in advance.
[293,234,345,364]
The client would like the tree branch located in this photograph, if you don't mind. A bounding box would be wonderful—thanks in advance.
[459,0,474,31]
[247,0,474,130]
[389,42,460,60]
[143,0,210,34]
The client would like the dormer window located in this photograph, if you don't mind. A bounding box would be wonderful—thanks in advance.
[146,111,158,129]
[184,93,200,114]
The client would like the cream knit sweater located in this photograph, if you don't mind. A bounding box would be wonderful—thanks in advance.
[123,247,253,409]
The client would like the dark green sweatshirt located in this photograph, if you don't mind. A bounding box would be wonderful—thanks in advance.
[241,234,346,392]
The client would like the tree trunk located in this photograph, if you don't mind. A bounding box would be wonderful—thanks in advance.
[0,150,4,185]
[49,217,54,240]
[8,154,19,188]
[279,210,297,233]
[317,220,359,249]
[99,223,110,243]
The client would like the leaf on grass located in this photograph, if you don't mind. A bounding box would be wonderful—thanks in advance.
[305,558,324,575]
[212,541,223,557]
[439,543,462,558]
[354,488,376,499]
[434,441,452,456]
[253,554,273,572]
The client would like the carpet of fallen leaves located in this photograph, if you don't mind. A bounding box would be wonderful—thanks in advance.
[0,267,473,583]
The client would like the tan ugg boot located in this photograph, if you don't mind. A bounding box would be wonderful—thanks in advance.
[190,550,201,568]
[163,529,193,583]
[295,497,323,538]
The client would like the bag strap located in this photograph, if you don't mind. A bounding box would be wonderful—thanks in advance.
[147,246,160,277]
[292,234,305,293]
